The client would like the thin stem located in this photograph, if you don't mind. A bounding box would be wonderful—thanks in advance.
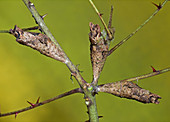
[120,67,170,82]
[0,30,10,33]
[98,67,170,87]
[108,0,169,55]
[89,0,112,39]
[83,84,99,122]
[0,88,82,117]
[98,67,170,104]
[87,96,98,122]
[0,26,39,34]
[22,26,39,31]
[108,6,113,28]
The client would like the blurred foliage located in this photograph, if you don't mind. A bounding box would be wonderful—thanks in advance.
[0,0,169,122]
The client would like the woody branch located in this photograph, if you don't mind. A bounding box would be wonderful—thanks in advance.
[22,0,87,89]
[0,67,169,117]
[0,0,169,121]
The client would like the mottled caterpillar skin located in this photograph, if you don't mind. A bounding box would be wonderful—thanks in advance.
[89,22,109,84]
[10,25,65,63]
[98,81,161,104]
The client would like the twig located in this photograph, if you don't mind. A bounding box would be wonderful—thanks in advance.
[0,67,169,117]
[89,6,115,85]
[98,67,170,86]
[22,26,39,31]
[0,26,39,34]
[108,6,113,29]
[98,67,170,104]
[0,30,10,33]
[0,88,82,117]
[89,0,113,39]
[22,1,97,121]
[108,0,169,55]
[119,67,170,82]
[22,0,87,88]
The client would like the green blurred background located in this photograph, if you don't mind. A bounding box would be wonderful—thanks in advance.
[0,0,169,122]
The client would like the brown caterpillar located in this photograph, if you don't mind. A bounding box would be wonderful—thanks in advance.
[89,22,109,83]
[10,25,66,63]
[98,81,161,104]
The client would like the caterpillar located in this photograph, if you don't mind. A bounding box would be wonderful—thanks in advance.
[10,25,66,63]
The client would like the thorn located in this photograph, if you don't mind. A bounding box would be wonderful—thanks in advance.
[85,116,103,122]
[70,72,76,84]
[152,2,162,9]
[98,13,103,17]
[108,5,114,28]
[76,64,83,73]
[70,74,74,83]
[70,69,79,83]
[15,112,18,119]
[151,66,157,72]
[98,116,103,119]
[36,97,40,104]
[41,13,48,20]
[27,101,35,107]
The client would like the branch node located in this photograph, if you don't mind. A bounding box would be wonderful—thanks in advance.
[27,97,40,108]
[28,1,34,8]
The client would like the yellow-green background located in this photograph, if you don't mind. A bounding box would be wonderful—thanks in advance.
[0,0,169,122]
